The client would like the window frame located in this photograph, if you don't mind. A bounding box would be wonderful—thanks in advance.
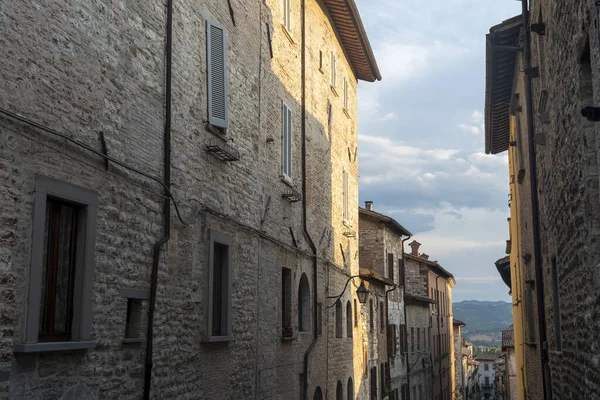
[206,19,229,129]
[207,230,233,341]
[281,100,293,182]
[17,175,98,353]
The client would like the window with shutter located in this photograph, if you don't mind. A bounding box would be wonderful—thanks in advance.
[282,0,291,32]
[343,78,348,110]
[330,51,336,88]
[206,20,228,129]
[342,169,349,222]
[281,101,292,180]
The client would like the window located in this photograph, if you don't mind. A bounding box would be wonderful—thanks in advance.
[399,324,407,354]
[282,0,291,32]
[317,303,323,335]
[354,299,358,327]
[380,363,385,400]
[379,302,385,332]
[330,51,336,88]
[387,253,394,280]
[281,101,293,181]
[336,381,343,400]
[124,298,142,341]
[347,378,353,400]
[346,301,353,338]
[335,300,343,338]
[417,327,420,350]
[342,169,349,223]
[209,230,232,338]
[314,387,323,400]
[398,259,404,286]
[412,386,416,400]
[411,327,414,352]
[298,273,310,331]
[327,101,333,139]
[17,175,98,352]
[206,20,228,129]
[319,50,323,72]
[370,367,377,399]
[551,256,562,350]
[485,377,490,386]
[282,268,292,336]
[484,363,489,371]
[369,299,374,332]
[343,78,348,110]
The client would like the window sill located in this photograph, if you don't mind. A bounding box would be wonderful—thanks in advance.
[343,108,351,119]
[14,341,96,353]
[122,338,142,344]
[281,176,294,188]
[205,122,227,138]
[281,334,297,341]
[331,86,338,97]
[202,335,235,343]
[281,25,294,45]
[318,68,324,74]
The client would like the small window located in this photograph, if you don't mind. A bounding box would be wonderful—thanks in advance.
[387,253,394,280]
[342,169,349,222]
[346,301,352,338]
[379,302,385,332]
[19,176,98,352]
[298,273,310,331]
[314,387,323,400]
[369,299,374,332]
[347,378,353,400]
[209,231,232,337]
[330,51,336,88]
[417,327,420,351]
[380,363,385,399]
[336,380,343,400]
[353,299,357,327]
[281,101,293,181]
[319,50,323,71]
[206,20,228,129]
[335,300,343,338]
[282,268,292,336]
[282,0,291,32]
[411,327,415,352]
[343,78,348,110]
[398,259,405,286]
[370,367,377,399]
[317,303,323,335]
[124,298,142,341]
[484,363,489,371]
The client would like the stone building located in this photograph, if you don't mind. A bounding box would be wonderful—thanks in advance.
[405,241,455,400]
[0,0,383,398]
[495,327,517,400]
[358,203,411,399]
[404,292,434,400]
[485,1,600,398]
[452,319,466,400]
[474,353,496,400]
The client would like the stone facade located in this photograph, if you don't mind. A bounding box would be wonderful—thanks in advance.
[358,205,410,399]
[452,320,465,400]
[404,243,455,400]
[485,1,600,398]
[0,0,381,398]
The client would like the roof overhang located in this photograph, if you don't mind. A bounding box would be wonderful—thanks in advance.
[323,0,381,82]
[495,255,511,290]
[453,318,466,326]
[484,16,522,154]
[406,253,455,280]
[405,293,435,305]
[359,207,412,237]
[359,268,395,286]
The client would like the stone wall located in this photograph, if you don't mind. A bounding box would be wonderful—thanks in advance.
[0,0,372,398]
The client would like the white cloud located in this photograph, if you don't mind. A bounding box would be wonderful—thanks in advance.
[379,112,398,121]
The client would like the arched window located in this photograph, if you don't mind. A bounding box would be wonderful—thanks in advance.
[346,301,352,338]
[347,378,353,400]
[314,386,323,400]
[298,274,310,331]
[335,300,343,338]
[336,380,343,400]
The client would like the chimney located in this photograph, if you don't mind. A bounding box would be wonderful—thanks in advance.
[408,240,421,256]
[365,201,373,211]
[420,253,429,260]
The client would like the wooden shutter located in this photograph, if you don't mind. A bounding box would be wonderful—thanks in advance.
[343,169,348,221]
[282,101,292,179]
[207,20,228,128]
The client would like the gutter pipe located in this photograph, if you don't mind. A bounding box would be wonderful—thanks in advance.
[520,1,549,398]
[143,0,173,397]
[300,0,319,397]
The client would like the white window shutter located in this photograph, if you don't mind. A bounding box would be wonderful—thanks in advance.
[207,21,228,129]
[282,101,292,179]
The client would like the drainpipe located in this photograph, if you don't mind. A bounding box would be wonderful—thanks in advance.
[520,1,549,398]
[401,234,411,399]
[143,0,173,398]
[300,0,319,397]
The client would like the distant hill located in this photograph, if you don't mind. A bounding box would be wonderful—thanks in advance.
[453,300,513,347]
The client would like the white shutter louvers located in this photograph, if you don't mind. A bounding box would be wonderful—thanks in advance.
[207,21,228,129]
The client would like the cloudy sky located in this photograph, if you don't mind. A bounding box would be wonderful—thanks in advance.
[355,0,521,302]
